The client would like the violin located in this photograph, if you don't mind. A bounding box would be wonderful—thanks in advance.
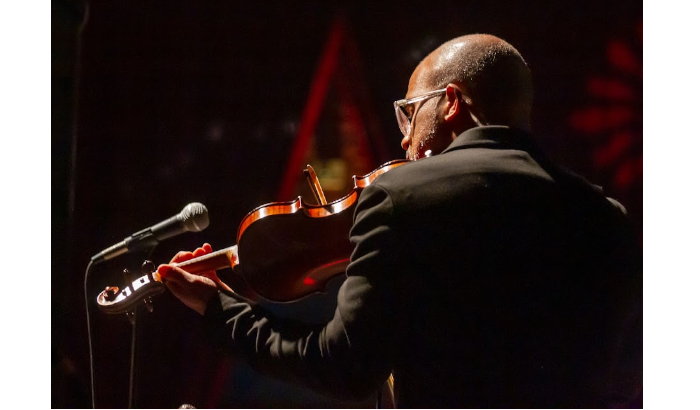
[97,159,408,314]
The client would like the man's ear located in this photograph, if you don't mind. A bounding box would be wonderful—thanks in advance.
[444,84,468,123]
[445,83,483,128]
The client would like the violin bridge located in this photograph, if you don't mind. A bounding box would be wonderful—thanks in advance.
[303,165,327,205]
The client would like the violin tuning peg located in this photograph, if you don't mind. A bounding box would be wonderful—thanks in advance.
[144,297,154,313]
[142,260,156,274]
[103,286,118,302]
[122,268,132,285]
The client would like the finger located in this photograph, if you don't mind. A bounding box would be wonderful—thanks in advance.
[192,247,206,258]
[164,266,216,289]
[157,264,189,282]
[203,243,212,253]
[170,251,194,264]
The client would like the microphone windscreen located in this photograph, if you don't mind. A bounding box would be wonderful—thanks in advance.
[180,202,209,232]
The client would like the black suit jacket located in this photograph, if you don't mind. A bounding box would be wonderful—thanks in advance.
[204,126,642,408]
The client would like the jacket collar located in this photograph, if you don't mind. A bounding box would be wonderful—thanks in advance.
[442,125,536,154]
[441,125,599,193]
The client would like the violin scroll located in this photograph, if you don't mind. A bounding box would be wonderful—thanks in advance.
[96,261,165,315]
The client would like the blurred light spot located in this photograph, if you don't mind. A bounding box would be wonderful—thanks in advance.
[283,120,298,135]
[570,106,634,134]
[206,122,225,143]
[594,131,633,167]
[614,158,638,188]
[607,40,640,76]
[406,36,438,64]
[587,77,635,101]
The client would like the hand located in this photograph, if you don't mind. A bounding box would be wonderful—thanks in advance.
[157,243,220,315]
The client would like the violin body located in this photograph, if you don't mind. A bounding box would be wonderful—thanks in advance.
[97,159,408,312]
[237,196,355,302]
[236,159,407,302]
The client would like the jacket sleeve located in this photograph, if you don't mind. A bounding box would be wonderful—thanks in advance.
[203,183,401,401]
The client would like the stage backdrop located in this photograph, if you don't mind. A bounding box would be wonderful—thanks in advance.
[52,0,642,407]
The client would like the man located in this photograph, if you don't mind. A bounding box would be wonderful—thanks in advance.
[158,34,642,408]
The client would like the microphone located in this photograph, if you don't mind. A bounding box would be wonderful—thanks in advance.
[91,202,210,263]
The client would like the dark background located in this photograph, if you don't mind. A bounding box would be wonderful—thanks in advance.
[52,0,642,408]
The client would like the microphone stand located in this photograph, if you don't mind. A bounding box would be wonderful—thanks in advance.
[84,259,98,409]
[85,244,157,409]
[127,298,142,409]
[86,202,208,408]
[123,269,140,410]
[123,246,157,409]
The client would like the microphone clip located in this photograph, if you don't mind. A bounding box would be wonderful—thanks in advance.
[125,228,159,254]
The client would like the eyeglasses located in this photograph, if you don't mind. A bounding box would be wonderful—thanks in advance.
[393,88,447,137]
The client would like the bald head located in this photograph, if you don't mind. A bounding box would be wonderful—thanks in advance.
[413,34,533,129]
